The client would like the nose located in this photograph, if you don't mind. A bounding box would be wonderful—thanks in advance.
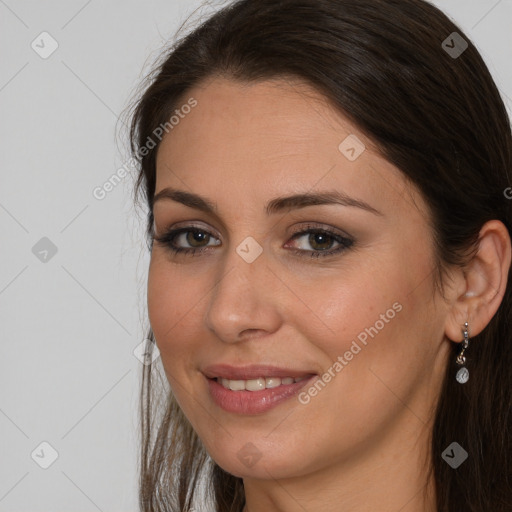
[204,243,282,343]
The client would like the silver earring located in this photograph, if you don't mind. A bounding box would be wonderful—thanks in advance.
[455,322,470,384]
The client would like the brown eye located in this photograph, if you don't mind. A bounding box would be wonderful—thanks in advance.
[286,226,354,258]
[306,232,336,251]
[153,227,220,255]
[153,224,353,259]
[185,230,211,248]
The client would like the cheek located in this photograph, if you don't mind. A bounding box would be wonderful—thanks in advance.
[147,258,204,361]
[293,262,423,406]
[284,286,414,455]
[291,262,407,357]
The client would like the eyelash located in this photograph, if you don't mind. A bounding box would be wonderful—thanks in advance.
[153,223,354,259]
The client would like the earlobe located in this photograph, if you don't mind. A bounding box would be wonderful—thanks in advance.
[444,219,511,343]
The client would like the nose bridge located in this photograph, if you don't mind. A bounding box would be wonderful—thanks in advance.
[204,236,281,341]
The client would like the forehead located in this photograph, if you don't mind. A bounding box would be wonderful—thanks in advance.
[157,76,361,163]
[154,77,425,221]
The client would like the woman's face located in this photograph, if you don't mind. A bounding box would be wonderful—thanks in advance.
[148,77,452,480]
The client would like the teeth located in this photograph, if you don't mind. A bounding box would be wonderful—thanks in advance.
[265,377,281,388]
[246,378,266,391]
[226,379,245,391]
[218,375,309,391]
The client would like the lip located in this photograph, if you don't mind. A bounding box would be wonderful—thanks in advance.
[202,363,316,380]
[205,374,317,414]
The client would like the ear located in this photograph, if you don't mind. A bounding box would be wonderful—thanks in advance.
[444,220,511,342]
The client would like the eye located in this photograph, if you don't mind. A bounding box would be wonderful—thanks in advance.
[153,223,354,259]
[285,223,354,258]
[153,227,220,256]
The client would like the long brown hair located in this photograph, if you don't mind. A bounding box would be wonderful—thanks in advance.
[126,1,512,510]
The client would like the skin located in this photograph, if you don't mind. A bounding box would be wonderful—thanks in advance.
[147,76,511,512]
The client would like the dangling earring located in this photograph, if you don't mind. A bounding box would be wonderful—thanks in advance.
[455,322,470,384]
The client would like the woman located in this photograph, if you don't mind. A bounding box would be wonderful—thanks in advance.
[127,0,512,510]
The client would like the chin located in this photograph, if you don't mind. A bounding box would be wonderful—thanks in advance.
[205,441,314,481]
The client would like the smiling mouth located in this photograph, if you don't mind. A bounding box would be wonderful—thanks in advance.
[205,373,317,414]
[212,375,311,391]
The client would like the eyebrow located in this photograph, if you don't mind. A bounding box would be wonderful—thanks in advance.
[152,187,383,217]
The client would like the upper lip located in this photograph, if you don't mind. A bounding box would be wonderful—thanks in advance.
[202,363,317,380]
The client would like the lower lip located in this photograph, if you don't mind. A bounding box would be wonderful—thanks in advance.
[205,375,316,415]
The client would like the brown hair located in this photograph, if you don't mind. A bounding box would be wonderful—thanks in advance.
[126,1,512,510]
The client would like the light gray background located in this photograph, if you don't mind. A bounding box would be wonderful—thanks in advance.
[0,0,511,511]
